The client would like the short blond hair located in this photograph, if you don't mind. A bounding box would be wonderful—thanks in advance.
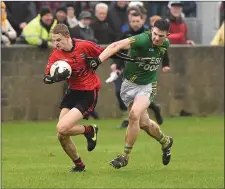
[52,24,70,37]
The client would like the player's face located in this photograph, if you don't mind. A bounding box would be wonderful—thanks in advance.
[52,34,70,50]
[151,27,168,46]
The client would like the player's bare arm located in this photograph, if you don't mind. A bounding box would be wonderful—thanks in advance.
[83,38,133,71]
[98,38,132,62]
[84,39,148,72]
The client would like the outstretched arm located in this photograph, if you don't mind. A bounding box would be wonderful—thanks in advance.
[99,38,132,62]
[84,33,148,72]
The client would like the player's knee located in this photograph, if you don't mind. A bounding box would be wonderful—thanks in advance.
[56,122,69,135]
[129,109,140,123]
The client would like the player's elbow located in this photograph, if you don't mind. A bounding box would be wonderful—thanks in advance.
[108,41,127,51]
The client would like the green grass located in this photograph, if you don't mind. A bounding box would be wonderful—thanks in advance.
[2,116,224,188]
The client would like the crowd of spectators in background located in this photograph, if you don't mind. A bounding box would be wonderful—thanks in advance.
[1,1,224,47]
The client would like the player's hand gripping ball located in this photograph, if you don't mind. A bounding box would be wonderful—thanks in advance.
[50,60,72,82]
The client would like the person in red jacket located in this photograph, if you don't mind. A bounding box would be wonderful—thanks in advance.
[166,1,195,45]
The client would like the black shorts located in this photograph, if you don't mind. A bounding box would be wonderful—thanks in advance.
[60,88,98,119]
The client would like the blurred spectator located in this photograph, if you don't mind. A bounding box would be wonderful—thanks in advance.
[71,11,97,42]
[124,12,148,36]
[91,3,116,44]
[21,7,57,48]
[66,4,78,28]
[149,15,161,28]
[121,6,141,33]
[1,2,17,45]
[182,1,197,17]
[5,1,36,36]
[36,1,64,14]
[107,1,128,38]
[211,22,224,45]
[166,1,195,45]
[55,6,69,27]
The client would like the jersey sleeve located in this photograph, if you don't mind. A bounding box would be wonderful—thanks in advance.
[164,38,170,49]
[85,41,104,57]
[45,51,57,75]
[129,33,149,49]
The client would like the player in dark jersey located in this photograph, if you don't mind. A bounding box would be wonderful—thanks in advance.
[43,24,105,172]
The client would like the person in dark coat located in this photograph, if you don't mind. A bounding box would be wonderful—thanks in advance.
[5,1,36,36]
[91,3,116,44]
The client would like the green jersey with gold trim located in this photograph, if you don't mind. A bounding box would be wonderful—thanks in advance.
[124,31,170,85]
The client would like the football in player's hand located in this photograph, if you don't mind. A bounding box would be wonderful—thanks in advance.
[50,60,72,79]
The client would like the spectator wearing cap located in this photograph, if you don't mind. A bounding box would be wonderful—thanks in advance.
[1,2,17,45]
[21,7,57,48]
[91,3,116,44]
[70,11,97,43]
[66,4,78,28]
[5,1,36,36]
[166,1,195,45]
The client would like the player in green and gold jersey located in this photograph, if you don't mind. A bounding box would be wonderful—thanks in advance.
[85,19,173,169]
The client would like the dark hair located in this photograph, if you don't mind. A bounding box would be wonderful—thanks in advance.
[153,19,170,32]
[131,11,143,19]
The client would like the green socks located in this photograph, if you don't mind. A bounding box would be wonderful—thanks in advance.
[123,146,133,157]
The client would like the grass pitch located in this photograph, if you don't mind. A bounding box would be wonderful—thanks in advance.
[2,116,224,188]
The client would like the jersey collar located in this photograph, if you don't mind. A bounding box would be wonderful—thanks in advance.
[63,38,75,52]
